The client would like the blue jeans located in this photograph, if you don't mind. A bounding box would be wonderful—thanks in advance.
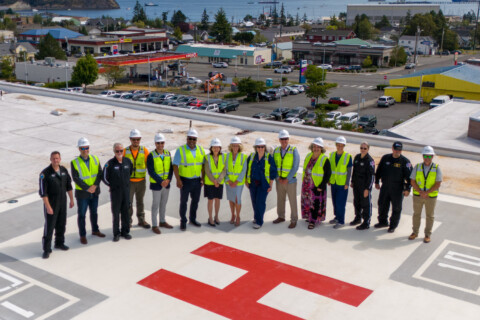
[331,184,349,224]
[77,195,100,237]
[249,182,269,226]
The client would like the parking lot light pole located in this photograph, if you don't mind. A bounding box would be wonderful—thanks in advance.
[357,90,364,128]
[65,62,69,90]
[417,74,424,115]
[207,80,210,105]
[148,56,151,90]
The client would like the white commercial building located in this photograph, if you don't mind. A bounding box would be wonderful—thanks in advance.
[15,59,73,84]
[346,4,440,26]
[399,35,437,55]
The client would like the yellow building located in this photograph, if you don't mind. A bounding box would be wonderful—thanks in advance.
[384,64,480,103]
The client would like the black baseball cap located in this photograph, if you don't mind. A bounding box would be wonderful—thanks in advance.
[393,141,403,150]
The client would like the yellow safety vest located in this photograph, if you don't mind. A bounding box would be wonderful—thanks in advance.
[204,154,226,185]
[178,145,205,178]
[71,155,100,190]
[247,153,271,184]
[149,149,171,183]
[303,153,327,187]
[124,146,146,179]
[226,152,246,186]
[329,152,351,186]
[413,163,439,197]
[273,145,296,178]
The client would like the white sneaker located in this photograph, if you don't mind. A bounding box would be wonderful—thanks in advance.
[333,223,345,229]
[253,223,261,229]
[329,218,338,224]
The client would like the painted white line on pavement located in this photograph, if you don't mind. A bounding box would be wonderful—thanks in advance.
[0,271,23,292]
[437,194,480,209]
[0,193,39,214]
[1,301,34,318]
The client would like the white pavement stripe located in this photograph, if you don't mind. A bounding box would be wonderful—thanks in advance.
[0,193,39,214]
[438,263,480,276]
[0,271,23,292]
[358,85,365,88]
[1,301,34,318]
[438,194,480,209]
[350,85,358,87]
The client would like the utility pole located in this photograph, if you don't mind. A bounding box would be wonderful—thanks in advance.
[413,26,420,68]
[440,28,444,56]
[474,1,480,53]
[417,74,423,115]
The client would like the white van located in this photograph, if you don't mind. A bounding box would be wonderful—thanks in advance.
[429,95,450,108]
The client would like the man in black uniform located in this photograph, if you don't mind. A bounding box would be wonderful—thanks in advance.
[374,141,412,233]
[350,142,375,230]
[39,151,74,259]
[103,143,133,242]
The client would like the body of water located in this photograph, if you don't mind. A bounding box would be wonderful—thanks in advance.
[20,0,479,23]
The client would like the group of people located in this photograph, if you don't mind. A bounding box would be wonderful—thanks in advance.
[39,128,442,259]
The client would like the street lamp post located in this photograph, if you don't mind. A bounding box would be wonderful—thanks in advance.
[357,90,364,128]
[417,74,424,115]
[233,55,237,78]
[65,62,69,89]
[148,56,151,90]
[207,80,210,105]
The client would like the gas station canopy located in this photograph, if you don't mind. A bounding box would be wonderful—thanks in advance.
[95,52,198,67]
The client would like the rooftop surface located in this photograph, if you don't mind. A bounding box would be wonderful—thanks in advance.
[1,91,480,319]
[397,64,480,85]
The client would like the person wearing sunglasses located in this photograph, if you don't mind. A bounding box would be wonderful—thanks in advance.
[409,146,442,243]
[173,128,206,231]
[124,129,151,229]
[147,133,174,234]
[246,138,277,229]
[350,142,375,230]
[374,141,412,233]
[273,130,300,229]
[71,137,105,245]
[103,143,133,242]
[225,136,247,226]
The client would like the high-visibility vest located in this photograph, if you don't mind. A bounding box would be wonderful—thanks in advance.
[226,152,246,186]
[204,154,226,185]
[149,149,171,183]
[273,145,296,178]
[247,153,271,184]
[303,152,328,187]
[329,151,351,186]
[178,145,205,178]
[71,155,100,190]
[124,146,146,179]
[413,163,439,197]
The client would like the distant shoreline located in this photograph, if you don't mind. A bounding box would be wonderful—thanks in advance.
[2,0,120,10]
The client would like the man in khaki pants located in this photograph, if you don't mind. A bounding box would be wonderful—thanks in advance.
[273,130,300,229]
[409,146,442,243]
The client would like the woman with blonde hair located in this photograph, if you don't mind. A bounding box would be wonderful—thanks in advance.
[301,137,331,229]
[225,136,247,226]
[203,138,226,226]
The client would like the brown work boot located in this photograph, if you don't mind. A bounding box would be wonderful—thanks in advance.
[408,233,417,240]
[159,222,173,229]
[138,221,151,229]
[273,218,285,224]
[152,227,161,234]
[288,221,297,229]
[80,236,87,244]
[92,231,105,238]
[424,236,431,243]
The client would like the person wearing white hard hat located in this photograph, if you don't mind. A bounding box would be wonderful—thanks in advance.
[328,136,353,229]
[147,133,174,235]
[124,129,151,229]
[225,136,247,226]
[203,138,227,226]
[301,138,331,230]
[350,141,375,230]
[173,128,205,231]
[71,137,105,244]
[246,138,277,229]
[273,129,300,229]
[409,146,442,243]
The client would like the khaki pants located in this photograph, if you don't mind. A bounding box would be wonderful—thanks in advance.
[412,195,437,237]
[129,179,146,223]
[276,180,298,222]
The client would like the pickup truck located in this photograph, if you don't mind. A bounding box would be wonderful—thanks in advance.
[218,100,240,113]
[274,65,292,74]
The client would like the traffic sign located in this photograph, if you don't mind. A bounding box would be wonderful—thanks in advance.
[384,75,387,80]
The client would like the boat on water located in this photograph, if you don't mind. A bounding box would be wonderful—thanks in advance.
[258,1,279,4]
[145,2,158,6]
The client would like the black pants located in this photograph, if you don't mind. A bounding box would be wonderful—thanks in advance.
[353,187,372,225]
[111,190,130,236]
[42,202,67,252]
[377,186,404,228]
[179,177,202,223]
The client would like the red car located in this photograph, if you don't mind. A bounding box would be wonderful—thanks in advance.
[288,59,296,65]
[328,97,350,106]
[188,100,204,107]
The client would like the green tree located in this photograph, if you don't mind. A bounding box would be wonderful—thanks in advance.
[132,0,147,23]
[389,46,407,67]
[442,29,459,51]
[353,14,375,40]
[173,26,183,40]
[375,15,391,29]
[295,13,299,26]
[253,31,268,44]
[161,11,168,25]
[339,12,347,20]
[101,65,125,88]
[233,32,254,44]
[362,56,373,68]
[304,65,335,104]
[314,107,336,128]
[199,9,209,31]
[0,57,14,80]
[36,33,66,60]
[171,10,187,27]
[272,7,278,25]
[79,25,88,35]
[280,3,286,26]
[244,14,253,21]
[210,8,232,43]
[304,65,325,84]
[237,77,265,95]
[71,55,98,92]
[33,13,42,24]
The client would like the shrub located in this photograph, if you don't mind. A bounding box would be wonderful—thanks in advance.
[44,81,79,89]
[223,92,245,99]
[315,103,338,111]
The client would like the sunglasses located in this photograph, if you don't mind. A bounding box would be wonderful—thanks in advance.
[256,146,265,148]
[423,155,433,158]
[115,149,124,153]
[188,137,197,141]
[155,141,165,144]
[360,147,368,150]
[130,138,141,142]
[80,147,89,151]
[280,138,289,141]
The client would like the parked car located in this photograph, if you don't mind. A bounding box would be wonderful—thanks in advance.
[405,63,416,69]
[218,100,239,113]
[337,112,358,125]
[333,66,347,71]
[192,104,219,112]
[98,90,116,97]
[212,62,229,68]
[186,77,202,84]
[265,89,282,99]
[168,61,182,69]
[284,117,305,125]
[284,86,299,95]
[357,115,377,128]
[326,111,342,120]
[287,59,296,65]
[277,87,289,97]
[285,106,308,119]
[60,88,75,92]
[429,95,450,108]
[120,94,134,100]
[257,92,276,101]
[270,107,291,120]
[266,61,283,68]
[252,112,275,120]
[328,97,350,106]
[72,87,83,93]
[348,65,362,71]
[441,51,450,55]
[289,84,305,93]
[377,96,395,107]
[274,65,292,73]
[304,112,317,124]
[318,64,332,70]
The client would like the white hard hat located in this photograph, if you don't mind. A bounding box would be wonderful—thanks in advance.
[154,133,165,143]
[312,137,324,147]
[129,129,142,138]
[254,137,266,146]
[187,128,198,138]
[335,136,347,145]
[230,136,242,144]
[278,129,290,139]
[422,146,435,155]
[77,137,90,147]
[210,138,222,147]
